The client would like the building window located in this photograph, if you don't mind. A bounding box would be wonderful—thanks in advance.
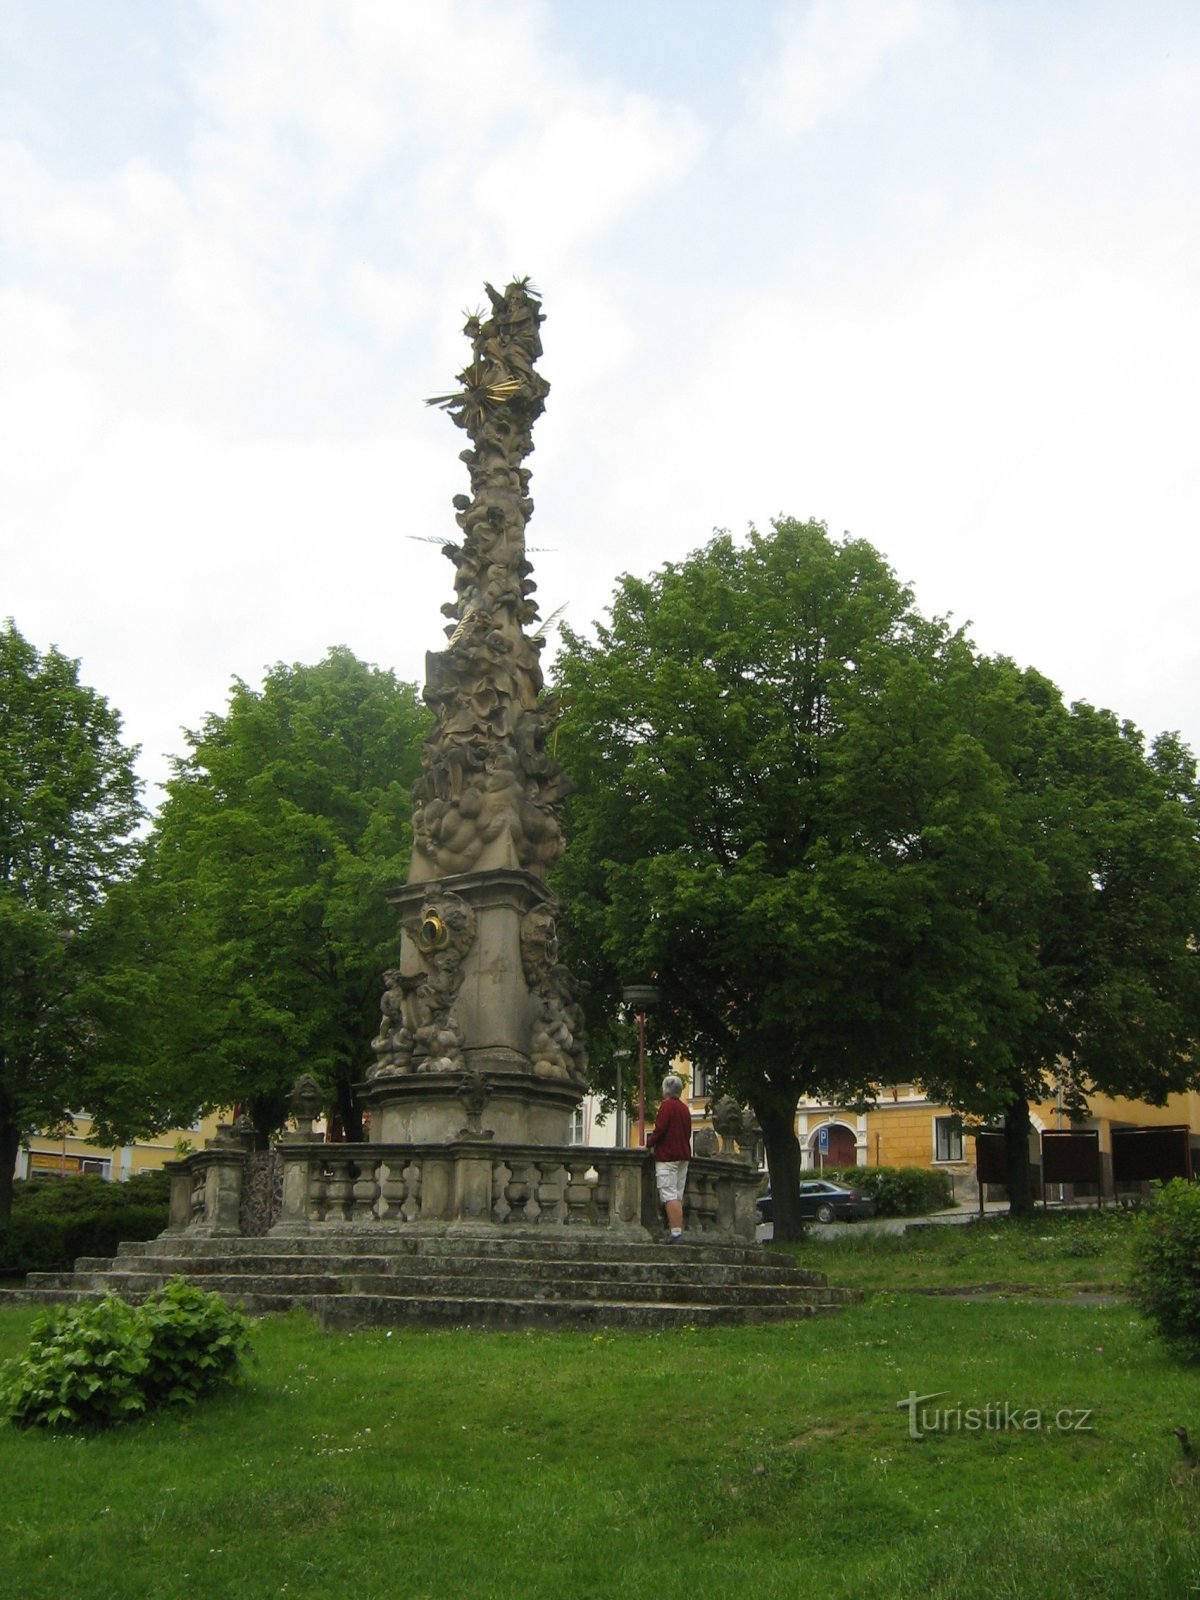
[569,1107,585,1146]
[934,1117,963,1163]
[28,1153,112,1180]
[691,1063,711,1099]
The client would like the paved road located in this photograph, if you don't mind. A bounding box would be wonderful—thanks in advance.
[756,1201,1012,1245]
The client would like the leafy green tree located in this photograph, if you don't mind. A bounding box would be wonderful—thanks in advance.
[553,520,1007,1238]
[89,648,429,1144]
[831,640,1200,1211]
[936,696,1200,1212]
[552,521,1200,1233]
[0,621,142,1217]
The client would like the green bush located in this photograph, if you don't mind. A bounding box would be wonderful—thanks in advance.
[822,1165,955,1217]
[12,1171,170,1217]
[1,1175,169,1275]
[0,1280,252,1429]
[1130,1178,1200,1361]
[0,1215,68,1276]
[0,1206,168,1276]
[137,1279,252,1409]
[0,1295,150,1428]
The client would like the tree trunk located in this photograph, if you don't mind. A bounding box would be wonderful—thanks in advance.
[755,1097,805,1242]
[0,1120,20,1220]
[1003,1095,1037,1218]
[335,1073,364,1143]
[248,1090,290,1150]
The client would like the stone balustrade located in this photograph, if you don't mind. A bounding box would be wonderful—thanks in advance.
[165,1138,761,1242]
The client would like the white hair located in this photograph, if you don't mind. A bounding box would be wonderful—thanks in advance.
[662,1074,684,1098]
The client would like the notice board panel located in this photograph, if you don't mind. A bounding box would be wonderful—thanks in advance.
[1041,1130,1101,1186]
[1111,1126,1191,1183]
[974,1131,1008,1186]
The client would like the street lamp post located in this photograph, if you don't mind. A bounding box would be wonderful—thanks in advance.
[613,1049,631,1148]
[621,985,660,1147]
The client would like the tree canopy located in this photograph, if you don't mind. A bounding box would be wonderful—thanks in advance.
[551,520,1200,1232]
[88,648,430,1144]
[0,621,143,1215]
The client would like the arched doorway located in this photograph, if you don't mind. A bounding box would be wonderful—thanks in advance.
[810,1123,858,1168]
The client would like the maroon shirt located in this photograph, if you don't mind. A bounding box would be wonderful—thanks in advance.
[646,1095,692,1161]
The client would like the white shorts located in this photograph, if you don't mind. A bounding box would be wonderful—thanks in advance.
[654,1160,689,1205]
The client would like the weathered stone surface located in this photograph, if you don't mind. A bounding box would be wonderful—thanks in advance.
[8,1230,859,1331]
[414,280,563,885]
[367,282,585,1142]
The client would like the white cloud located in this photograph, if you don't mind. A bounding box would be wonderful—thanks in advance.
[472,92,703,270]
[0,141,185,265]
[2,0,1198,796]
[0,287,101,490]
[344,263,433,343]
[189,0,703,271]
[752,0,933,133]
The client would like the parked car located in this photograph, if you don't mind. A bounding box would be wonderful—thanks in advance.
[755,1179,877,1226]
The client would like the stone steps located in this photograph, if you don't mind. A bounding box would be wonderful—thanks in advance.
[2,1229,858,1331]
[111,1232,792,1268]
[57,1248,827,1290]
[307,1295,845,1332]
[27,1265,850,1310]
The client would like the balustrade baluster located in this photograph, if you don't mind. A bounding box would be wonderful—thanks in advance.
[323,1158,355,1222]
[564,1160,595,1226]
[352,1158,381,1220]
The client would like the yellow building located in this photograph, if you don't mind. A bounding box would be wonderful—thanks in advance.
[790,1085,1200,1200]
[16,1111,227,1184]
[667,1065,1200,1201]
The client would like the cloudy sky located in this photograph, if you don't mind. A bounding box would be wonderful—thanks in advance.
[3,0,1197,802]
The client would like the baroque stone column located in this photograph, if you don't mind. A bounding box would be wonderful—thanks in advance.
[361,280,587,1145]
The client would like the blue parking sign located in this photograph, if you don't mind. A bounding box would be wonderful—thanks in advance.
[818,1125,829,1154]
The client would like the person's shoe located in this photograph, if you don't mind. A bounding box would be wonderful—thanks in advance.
[666,1231,683,1244]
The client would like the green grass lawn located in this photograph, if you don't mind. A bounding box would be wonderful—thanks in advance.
[1,1211,1197,1600]
[782,1205,1139,1292]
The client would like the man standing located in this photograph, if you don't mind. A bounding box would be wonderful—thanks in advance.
[646,1073,691,1242]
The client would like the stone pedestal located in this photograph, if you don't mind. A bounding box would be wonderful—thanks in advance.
[388,867,551,1063]
[165,1143,249,1236]
[361,1070,583,1144]
[367,866,585,1145]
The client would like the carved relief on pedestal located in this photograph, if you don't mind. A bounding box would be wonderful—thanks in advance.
[456,1068,493,1139]
[369,891,477,1077]
[520,904,588,1085]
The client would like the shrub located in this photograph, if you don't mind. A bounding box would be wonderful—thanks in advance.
[138,1279,252,1409]
[0,1295,151,1428]
[823,1166,955,1217]
[0,1215,68,1276]
[12,1171,170,1217]
[0,1280,252,1429]
[0,1207,168,1276]
[1130,1179,1200,1361]
[1,1175,169,1275]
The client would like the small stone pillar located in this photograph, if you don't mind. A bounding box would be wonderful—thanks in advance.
[191,1122,254,1236]
[164,1159,192,1233]
[191,1148,245,1236]
[453,1145,495,1222]
[274,1148,317,1232]
[608,1157,645,1231]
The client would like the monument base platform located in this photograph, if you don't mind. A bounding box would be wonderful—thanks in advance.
[11,1227,858,1331]
[0,1131,869,1332]
[163,1132,762,1243]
